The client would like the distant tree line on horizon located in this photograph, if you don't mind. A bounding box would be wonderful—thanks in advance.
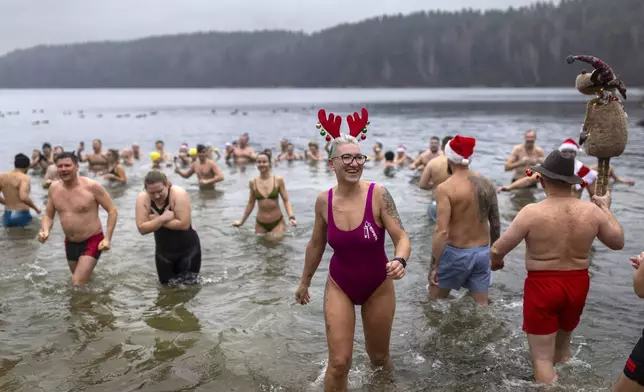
[0,0,642,88]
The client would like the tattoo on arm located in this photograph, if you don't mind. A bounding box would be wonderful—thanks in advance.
[468,175,501,243]
[382,187,405,231]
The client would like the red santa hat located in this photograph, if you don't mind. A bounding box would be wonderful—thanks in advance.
[558,138,581,152]
[396,145,407,153]
[574,160,597,191]
[444,135,476,165]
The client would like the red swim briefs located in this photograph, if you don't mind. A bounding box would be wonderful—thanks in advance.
[522,269,590,335]
[64,232,105,262]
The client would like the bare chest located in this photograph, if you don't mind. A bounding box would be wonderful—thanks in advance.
[330,196,378,231]
[195,163,213,176]
[53,188,96,214]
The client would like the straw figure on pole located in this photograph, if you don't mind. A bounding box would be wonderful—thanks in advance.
[566,54,628,196]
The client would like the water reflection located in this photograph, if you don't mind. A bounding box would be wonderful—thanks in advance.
[144,285,201,333]
[67,287,117,342]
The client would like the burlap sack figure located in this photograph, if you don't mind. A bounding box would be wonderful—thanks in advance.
[567,55,628,196]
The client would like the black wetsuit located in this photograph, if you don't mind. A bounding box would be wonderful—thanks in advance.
[150,186,202,285]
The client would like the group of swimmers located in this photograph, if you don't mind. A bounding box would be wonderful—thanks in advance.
[0,107,642,391]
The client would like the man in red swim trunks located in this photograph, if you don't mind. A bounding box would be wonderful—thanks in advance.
[38,152,118,286]
[490,149,624,384]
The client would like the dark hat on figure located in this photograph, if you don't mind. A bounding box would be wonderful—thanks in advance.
[528,150,584,185]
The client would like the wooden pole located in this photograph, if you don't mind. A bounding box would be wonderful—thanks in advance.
[594,157,610,196]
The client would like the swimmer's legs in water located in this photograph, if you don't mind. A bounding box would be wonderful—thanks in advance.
[254,219,287,242]
[67,256,98,286]
[527,332,560,385]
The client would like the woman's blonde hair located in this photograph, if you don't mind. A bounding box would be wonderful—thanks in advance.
[328,134,360,158]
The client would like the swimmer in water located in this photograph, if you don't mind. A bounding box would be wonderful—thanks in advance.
[277,143,303,162]
[120,147,134,166]
[39,152,117,286]
[43,145,64,189]
[232,151,296,241]
[393,145,412,167]
[232,133,257,165]
[295,109,410,391]
[101,149,127,185]
[0,153,42,227]
[176,143,192,168]
[409,136,442,171]
[30,142,53,173]
[135,171,201,285]
[154,140,174,167]
[368,141,385,162]
[78,139,109,174]
[305,141,324,161]
[383,150,396,178]
[131,143,141,160]
[174,144,224,190]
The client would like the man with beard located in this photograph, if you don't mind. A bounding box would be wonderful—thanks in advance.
[409,136,442,171]
[38,152,118,286]
[232,133,257,165]
[175,144,225,190]
[504,129,545,184]
[77,139,109,174]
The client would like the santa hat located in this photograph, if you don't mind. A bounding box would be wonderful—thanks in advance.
[396,145,406,153]
[574,160,597,191]
[444,135,476,165]
[559,138,581,152]
[180,143,189,150]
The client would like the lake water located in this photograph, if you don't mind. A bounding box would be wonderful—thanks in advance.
[1,88,644,391]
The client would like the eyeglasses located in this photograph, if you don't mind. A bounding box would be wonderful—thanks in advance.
[332,154,367,165]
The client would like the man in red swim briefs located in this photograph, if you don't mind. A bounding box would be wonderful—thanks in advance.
[490,149,624,384]
[38,152,118,286]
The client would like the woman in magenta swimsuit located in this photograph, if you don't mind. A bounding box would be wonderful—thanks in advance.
[295,109,411,391]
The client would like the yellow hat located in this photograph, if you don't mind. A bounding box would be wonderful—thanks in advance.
[149,151,161,161]
[189,147,197,156]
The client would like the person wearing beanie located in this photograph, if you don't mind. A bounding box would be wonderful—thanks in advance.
[420,136,454,221]
[0,153,42,227]
[497,138,598,200]
[490,149,624,384]
[504,129,545,184]
[429,135,500,307]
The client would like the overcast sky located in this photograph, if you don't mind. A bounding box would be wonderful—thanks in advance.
[0,0,549,55]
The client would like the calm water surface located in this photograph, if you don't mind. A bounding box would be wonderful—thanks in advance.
[1,88,644,391]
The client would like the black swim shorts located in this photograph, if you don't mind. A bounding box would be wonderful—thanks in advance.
[623,331,644,385]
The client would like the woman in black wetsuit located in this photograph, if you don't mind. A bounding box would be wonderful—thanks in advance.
[135,170,201,285]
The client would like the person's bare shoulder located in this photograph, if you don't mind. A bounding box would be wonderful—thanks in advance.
[535,146,545,154]
[171,185,188,197]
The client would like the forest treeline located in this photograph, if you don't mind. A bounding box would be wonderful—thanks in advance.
[0,0,642,88]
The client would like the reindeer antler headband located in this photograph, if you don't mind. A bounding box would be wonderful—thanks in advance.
[316,108,370,142]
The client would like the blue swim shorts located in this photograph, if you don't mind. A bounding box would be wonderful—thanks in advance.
[437,244,491,292]
[428,200,437,223]
[2,210,32,227]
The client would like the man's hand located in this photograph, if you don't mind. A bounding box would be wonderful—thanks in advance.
[497,186,509,193]
[491,259,505,271]
[38,230,49,243]
[429,268,438,287]
[592,191,612,210]
[98,238,111,251]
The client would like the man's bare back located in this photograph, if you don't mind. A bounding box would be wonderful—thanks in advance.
[501,197,622,271]
[48,177,104,241]
[419,156,450,190]
[0,171,37,212]
[437,171,500,248]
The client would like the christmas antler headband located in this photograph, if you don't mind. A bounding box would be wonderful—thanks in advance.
[316,108,370,142]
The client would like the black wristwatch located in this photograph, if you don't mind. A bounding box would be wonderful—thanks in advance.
[393,257,407,268]
[289,216,296,220]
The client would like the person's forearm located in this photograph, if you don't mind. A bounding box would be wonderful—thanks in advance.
[300,241,325,286]
[284,201,294,218]
[175,170,192,179]
[0,195,4,205]
[20,195,40,212]
[431,230,447,269]
[238,203,255,225]
[490,241,506,264]
[104,209,118,241]
[138,217,165,235]
[164,218,190,230]
[634,266,644,298]
[41,215,53,233]
[393,233,411,261]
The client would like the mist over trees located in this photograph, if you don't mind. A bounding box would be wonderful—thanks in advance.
[0,0,642,88]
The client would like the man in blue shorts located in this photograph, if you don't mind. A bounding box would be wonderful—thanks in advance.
[429,136,501,306]
[0,153,41,227]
